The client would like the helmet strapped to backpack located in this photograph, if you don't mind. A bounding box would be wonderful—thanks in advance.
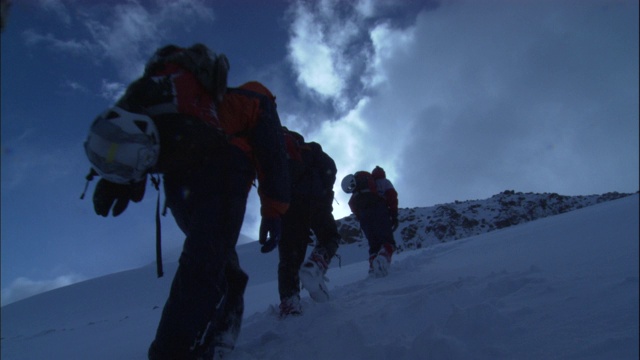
[341,174,356,193]
[84,106,160,184]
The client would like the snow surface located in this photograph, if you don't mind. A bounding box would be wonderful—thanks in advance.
[1,195,638,359]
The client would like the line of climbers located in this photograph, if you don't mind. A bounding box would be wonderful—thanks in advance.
[82,43,399,360]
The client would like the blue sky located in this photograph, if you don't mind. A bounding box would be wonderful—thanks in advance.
[1,0,638,305]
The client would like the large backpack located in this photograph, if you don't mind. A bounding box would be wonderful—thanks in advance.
[308,142,336,186]
[115,44,233,174]
[307,142,336,199]
[347,171,384,215]
[282,127,304,162]
[282,127,309,186]
[353,171,377,194]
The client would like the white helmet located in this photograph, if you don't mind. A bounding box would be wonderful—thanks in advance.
[341,174,356,194]
[84,107,160,184]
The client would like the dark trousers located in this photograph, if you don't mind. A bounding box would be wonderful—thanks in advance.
[309,193,340,258]
[278,196,310,300]
[356,196,396,255]
[149,146,254,360]
[278,194,340,300]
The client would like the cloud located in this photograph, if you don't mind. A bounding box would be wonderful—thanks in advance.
[284,0,639,213]
[82,3,161,80]
[24,0,216,81]
[286,0,380,113]
[100,79,127,102]
[287,7,344,99]
[63,80,88,93]
[283,0,429,215]
[1,274,85,306]
[22,29,96,56]
[84,0,215,80]
[155,0,215,27]
[39,0,71,25]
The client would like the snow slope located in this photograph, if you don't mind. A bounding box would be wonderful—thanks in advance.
[1,194,638,359]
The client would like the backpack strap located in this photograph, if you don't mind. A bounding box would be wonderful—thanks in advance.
[150,174,164,278]
[79,168,99,199]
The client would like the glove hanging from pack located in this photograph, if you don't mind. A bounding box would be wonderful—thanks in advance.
[93,178,146,217]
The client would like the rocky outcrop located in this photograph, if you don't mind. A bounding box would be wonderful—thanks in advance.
[336,190,634,253]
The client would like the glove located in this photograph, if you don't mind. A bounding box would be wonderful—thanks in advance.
[259,216,282,253]
[391,215,399,232]
[93,178,146,217]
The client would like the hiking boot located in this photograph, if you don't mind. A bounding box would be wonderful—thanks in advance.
[369,243,394,278]
[299,249,330,302]
[279,294,302,318]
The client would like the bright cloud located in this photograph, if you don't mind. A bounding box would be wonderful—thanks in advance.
[287,0,639,211]
[367,23,415,87]
[285,1,424,216]
[287,0,388,113]
[287,1,345,100]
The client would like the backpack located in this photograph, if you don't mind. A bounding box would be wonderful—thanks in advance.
[308,142,336,186]
[114,45,234,175]
[353,171,377,194]
[306,142,337,199]
[283,127,304,163]
[282,128,309,186]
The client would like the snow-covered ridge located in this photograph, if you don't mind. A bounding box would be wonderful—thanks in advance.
[337,190,635,249]
[1,193,637,359]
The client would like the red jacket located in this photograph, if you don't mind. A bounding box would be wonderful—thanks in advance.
[117,53,290,218]
[218,81,290,217]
